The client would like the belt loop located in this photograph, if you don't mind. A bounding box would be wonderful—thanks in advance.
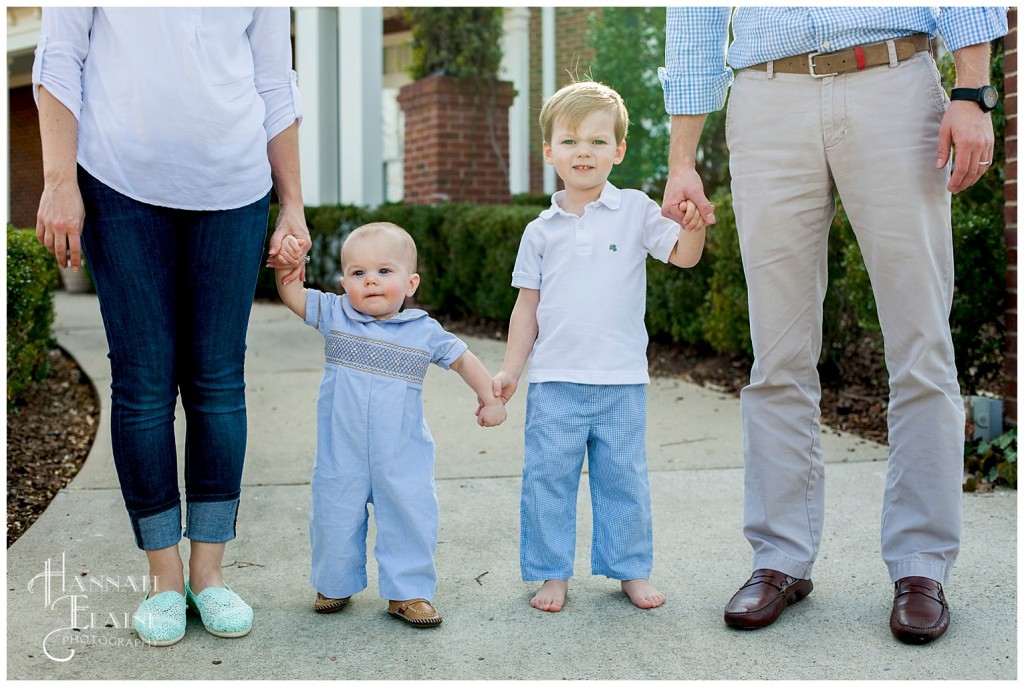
[766,60,774,79]
[885,39,898,68]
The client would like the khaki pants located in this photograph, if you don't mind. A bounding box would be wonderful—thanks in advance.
[727,51,964,584]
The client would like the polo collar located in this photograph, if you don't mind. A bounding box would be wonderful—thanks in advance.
[539,182,622,219]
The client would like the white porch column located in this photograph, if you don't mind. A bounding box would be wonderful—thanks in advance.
[542,8,556,195]
[501,7,530,195]
[293,7,339,206]
[338,7,383,208]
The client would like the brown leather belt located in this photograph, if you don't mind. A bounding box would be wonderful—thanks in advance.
[746,34,934,78]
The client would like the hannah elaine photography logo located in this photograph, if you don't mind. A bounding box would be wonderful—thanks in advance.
[27,552,150,662]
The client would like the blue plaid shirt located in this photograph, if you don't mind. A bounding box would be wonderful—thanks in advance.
[661,7,1009,115]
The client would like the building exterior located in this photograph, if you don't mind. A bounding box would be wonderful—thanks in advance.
[1003,8,1017,420]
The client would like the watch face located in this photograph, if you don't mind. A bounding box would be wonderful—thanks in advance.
[982,86,999,110]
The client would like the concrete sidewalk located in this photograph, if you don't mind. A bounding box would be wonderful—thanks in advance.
[6,291,1016,680]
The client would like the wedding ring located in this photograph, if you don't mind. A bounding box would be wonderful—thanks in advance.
[979,160,992,166]
[304,255,311,263]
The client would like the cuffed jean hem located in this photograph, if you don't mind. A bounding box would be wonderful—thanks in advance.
[183,499,239,544]
[887,560,952,586]
[133,503,183,551]
[751,553,814,581]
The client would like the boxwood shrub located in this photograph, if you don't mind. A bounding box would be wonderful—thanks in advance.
[7,227,59,407]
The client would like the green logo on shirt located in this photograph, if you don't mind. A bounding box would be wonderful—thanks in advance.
[609,244,617,252]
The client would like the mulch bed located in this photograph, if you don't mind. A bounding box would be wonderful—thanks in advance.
[7,348,99,547]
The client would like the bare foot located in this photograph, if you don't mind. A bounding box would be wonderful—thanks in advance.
[622,579,666,609]
[530,580,568,612]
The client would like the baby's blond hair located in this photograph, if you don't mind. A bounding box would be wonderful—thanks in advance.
[341,222,418,272]
[539,80,629,145]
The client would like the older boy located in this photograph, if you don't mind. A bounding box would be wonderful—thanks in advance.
[493,81,706,612]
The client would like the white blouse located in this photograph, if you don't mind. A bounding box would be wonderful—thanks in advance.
[33,7,303,211]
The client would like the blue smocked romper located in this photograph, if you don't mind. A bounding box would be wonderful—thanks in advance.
[304,291,467,602]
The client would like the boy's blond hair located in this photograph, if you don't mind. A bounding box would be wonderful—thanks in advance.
[539,80,629,145]
[341,222,418,272]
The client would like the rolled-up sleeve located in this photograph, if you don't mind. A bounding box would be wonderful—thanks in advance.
[32,7,94,119]
[248,7,303,141]
[936,7,1008,53]
[660,7,733,115]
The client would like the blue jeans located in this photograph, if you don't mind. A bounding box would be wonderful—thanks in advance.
[78,167,270,551]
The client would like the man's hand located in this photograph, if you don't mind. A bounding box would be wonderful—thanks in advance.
[937,100,995,195]
[662,167,716,227]
[663,114,717,226]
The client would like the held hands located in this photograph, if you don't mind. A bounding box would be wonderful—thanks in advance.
[36,179,85,271]
[661,166,716,228]
[476,399,507,428]
[272,234,307,267]
[678,199,708,233]
[474,371,518,427]
[938,100,995,195]
[266,203,311,284]
[491,371,519,405]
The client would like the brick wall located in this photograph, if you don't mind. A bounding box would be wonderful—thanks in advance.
[9,85,42,229]
[1005,8,1017,423]
[527,8,602,195]
[397,74,516,205]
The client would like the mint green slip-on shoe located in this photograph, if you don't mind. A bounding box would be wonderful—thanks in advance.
[185,580,253,638]
[133,590,187,646]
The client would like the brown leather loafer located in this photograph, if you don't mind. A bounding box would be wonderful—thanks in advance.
[387,598,442,627]
[314,592,350,614]
[890,576,949,644]
[724,568,813,630]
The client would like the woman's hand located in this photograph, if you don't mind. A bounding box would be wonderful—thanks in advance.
[36,179,85,271]
[266,203,310,284]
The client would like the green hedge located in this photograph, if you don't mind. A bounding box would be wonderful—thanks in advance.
[7,227,59,407]
[258,194,1006,398]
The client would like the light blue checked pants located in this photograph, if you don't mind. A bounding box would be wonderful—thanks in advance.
[520,382,653,581]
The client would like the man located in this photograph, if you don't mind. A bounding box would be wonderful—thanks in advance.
[660,7,1007,644]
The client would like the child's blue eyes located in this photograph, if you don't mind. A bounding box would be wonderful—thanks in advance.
[560,139,606,146]
[350,268,392,277]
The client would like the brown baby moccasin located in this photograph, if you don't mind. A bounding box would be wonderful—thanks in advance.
[387,598,443,627]
[314,592,350,614]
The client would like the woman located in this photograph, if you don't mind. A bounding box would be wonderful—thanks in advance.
[33,7,310,646]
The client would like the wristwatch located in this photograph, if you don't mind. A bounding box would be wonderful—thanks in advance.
[950,85,999,113]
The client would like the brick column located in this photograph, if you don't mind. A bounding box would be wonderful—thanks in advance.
[8,85,42,229]
[1005,8,1018,424]
[398,74,516,205]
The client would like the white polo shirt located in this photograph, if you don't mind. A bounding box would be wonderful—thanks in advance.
[33,7,302,211]
[511,183,681,385]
